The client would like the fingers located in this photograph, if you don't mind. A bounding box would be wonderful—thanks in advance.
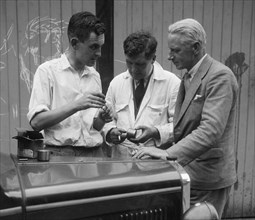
[132,147,148,159]
[91,92,106,99]
[128,129,145,143]
[100,105,113,122]
[90,101,105,108]
[134,125,146,130]
[86,92,106,108]
[128,137,140,144]
[132,147,163,159]
[109,128,126,144]
[117,127,127,134]
[90,97,106,106]
[103,118,113,123]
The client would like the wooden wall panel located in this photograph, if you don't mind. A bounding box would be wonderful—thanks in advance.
[183,0,194,18]
[17,0,30,131]
[203,0,213,55]
[211,0,223,60]
[113,0,255,218]
[193,0,204,24]
[5,0,20,154]
[162,0,174,70]
[152,1,163,63]
[61,0,72,51]
[113,0,127,75]
[222,0,233,61]
[132,0,143,31]
[249,2,255,216]
[142,0,153,31]
[0,0,10,153]
[238,0,255,216]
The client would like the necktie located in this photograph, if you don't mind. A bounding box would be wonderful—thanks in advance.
[183,72,191,91]
[134,79,145,109]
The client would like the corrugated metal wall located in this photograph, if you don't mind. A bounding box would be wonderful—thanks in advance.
[0,0,254,218]
[113,0,255,218]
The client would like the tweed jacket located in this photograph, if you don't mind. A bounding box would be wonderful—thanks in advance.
[167,54,238,190]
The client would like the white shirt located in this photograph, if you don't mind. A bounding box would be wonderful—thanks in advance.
[27,54,103,147]
[188,54,207,81]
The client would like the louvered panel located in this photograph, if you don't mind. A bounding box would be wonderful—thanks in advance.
[119,207,167,220]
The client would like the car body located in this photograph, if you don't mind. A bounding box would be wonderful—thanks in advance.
[0,149,190,220]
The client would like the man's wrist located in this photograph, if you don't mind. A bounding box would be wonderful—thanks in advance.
[152,127,160,140]
[106,127,115,143]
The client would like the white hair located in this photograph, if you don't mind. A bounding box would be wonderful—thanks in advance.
[168,18,207,50]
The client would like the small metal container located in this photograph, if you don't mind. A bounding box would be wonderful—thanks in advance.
[126,129,137,138]
[37,149,51,162]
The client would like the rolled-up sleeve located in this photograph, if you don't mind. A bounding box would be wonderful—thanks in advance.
[27,66,51,123]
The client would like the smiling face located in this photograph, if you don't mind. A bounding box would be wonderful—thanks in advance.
[167,33,196,71]
[125,52,154,81]
[76,32,105,67]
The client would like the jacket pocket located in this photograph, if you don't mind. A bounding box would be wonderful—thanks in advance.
[148,104,168,110]
[114,103,130,127]
[196,148,223,162]
[146,104,168,124]
[192,94,204,102]
[115,103,129,113]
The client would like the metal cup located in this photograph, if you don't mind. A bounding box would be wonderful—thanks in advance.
[37,149,51,161]
[126,129,137,139]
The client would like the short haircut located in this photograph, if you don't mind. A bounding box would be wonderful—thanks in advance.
[168,18,207,50]
[67,11,105,42]
[123,31,157,59]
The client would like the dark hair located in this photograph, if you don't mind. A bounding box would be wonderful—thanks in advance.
[123,31,157,59]
[67,11,105,42]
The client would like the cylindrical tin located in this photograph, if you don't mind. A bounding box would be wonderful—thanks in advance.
[37,149,51,161]
[126,129,137,138]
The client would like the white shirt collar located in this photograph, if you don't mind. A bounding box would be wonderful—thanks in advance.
[62,53,90,76]
[188,54,207,80]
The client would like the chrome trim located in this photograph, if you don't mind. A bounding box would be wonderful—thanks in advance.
[0,207,22,217]
[169,161,190,213]
[26,186,181,212]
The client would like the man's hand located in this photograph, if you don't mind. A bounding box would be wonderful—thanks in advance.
[128,125,160,143]
[98,104,113,123]
[106,127,127,144]
[75,92,106,111]
[93,104,113,131]
[132,147,168,160]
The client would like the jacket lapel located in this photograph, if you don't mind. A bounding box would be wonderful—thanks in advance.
[121,72,136,124]
[175,55,213,126]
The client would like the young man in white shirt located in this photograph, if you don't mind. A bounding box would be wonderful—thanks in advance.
[28,11,112,156]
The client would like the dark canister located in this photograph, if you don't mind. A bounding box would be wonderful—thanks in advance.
[37,149,51,161]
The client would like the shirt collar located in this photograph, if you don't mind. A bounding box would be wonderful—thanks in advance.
[188,54,207,79]
[134,65,154,87]
[124,61,167,81]
[61,53,90,76]
[61,53,72,70]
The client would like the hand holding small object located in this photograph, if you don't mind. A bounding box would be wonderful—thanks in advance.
[99,104,113,123]
[128,125,159,143]
[107,127,126,144]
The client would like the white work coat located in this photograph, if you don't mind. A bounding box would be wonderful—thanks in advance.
[103,62,180,157]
